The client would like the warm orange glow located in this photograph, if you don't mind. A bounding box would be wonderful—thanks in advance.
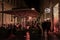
[26,32,30,40]
[53,3,59,32]
[27,16,32,21]
[29,16,32,20]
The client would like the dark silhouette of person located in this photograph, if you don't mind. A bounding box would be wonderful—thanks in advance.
[42,20,51,32]
[29,22,42,40]
[36,23,43,40]
[42,19,51,40]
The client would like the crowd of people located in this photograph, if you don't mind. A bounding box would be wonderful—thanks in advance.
[0,19,51,40]
[0,24,26,40]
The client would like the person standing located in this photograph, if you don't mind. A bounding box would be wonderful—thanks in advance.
[42,18,51,40]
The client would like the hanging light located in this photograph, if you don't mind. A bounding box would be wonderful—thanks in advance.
[31,8,35,10]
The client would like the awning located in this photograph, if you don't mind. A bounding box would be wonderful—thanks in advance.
[0,9,39,17]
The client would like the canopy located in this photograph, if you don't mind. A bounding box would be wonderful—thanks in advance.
[0,9,39,17]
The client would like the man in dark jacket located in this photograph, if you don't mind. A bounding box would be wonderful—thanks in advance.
[42,19,51,40]
[42,20,51,32]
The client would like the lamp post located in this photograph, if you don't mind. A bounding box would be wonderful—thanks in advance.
[1,0,4,25]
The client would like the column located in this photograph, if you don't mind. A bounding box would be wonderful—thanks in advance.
[2,0,4,25]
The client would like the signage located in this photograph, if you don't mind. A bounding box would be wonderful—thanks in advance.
[45,8,51,13]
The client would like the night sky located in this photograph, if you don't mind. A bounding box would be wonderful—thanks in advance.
[24,0,40,12]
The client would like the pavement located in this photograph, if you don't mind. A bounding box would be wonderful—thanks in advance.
[0,31,60,40]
